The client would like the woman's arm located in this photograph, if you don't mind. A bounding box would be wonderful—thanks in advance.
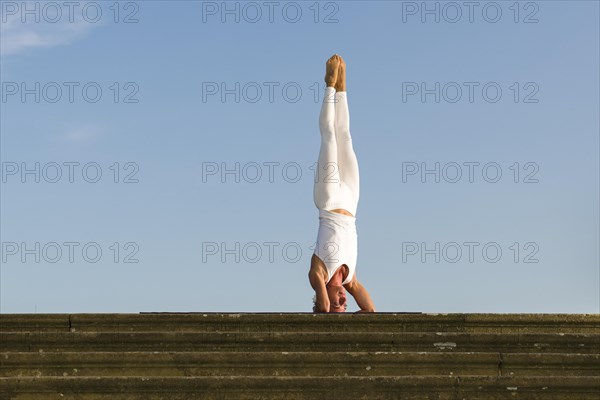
[346,277,375,312]
[308,270,330,312]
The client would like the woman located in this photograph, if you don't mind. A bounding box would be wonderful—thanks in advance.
[309,54,376,313]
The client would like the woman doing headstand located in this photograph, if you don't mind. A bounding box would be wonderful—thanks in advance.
[308,54,376,313]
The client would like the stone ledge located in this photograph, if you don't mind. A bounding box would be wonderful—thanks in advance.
[1,313,599,334]
[1,351,598,378]
[1,375,599,398]
[2,332,598,353]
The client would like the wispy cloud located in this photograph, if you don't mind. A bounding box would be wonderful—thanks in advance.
[1,3,100,57]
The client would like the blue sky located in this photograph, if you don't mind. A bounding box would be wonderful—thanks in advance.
[1,0,598,313]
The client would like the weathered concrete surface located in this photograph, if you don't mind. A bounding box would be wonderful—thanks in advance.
[1,376,600,400]
[2,331,598,353]
[2,351,598,377]
[1,313,598,399]
[1,313,599,333]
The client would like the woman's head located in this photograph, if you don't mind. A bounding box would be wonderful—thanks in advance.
[312,285,348,313]
[327,284,347,312]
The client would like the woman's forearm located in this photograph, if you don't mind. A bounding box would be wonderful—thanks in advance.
[349,281,375,312]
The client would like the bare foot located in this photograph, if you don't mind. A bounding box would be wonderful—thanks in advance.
[324,54,340,88]
[335,56,346,92]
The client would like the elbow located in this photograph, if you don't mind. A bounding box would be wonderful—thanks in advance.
[314,298,330,313]
[315,305,329,313]
[356,308,376,313]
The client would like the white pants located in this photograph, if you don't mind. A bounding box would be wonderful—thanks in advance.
[313,86,360,217]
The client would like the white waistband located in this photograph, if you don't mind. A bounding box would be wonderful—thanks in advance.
[319,209,356,224]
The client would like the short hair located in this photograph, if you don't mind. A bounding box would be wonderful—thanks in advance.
[312,294,347,312]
